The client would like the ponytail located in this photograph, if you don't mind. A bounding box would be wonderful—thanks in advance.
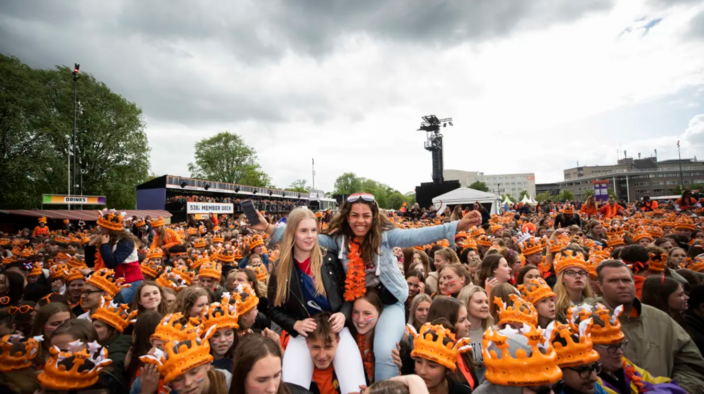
[208,368,228,394]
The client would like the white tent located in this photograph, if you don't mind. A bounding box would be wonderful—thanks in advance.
[520,194,532,204]
[432,187,500,215]
[502,195,513,205]
[529,196,537,204]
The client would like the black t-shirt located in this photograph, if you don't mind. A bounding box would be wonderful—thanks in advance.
[447,378,473,394]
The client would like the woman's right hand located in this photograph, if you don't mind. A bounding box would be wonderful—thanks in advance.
[248,210,270,233]
[140,363,160,394]
[293,318,317,337]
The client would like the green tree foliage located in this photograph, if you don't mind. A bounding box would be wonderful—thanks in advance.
[518,190,530,201]
[557,189,575,202]
[188,132,271,187]
[331,172,406,209]
[0,54,150,209]
[501,194,515,203]
[535,192,554,203]
[468,181,489,192]
[286,179,311,193]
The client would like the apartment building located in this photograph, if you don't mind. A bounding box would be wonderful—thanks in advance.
[444,170,536,198]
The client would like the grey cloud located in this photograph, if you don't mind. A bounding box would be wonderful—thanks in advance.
[690,9,704,39]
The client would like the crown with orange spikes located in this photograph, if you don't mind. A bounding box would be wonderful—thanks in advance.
[234,248,244,261]
[135,219,146,227]
[606,224,625,237]
[65,268,85,284]
[212,235,224,244]
[38,217,47,224]
[19,246,35,258]
[29,262,44,277]
[0,334,43,372]
[518,278,556,306]
[632,227,653,243]
[0,238,10,247]
[469,226,485,238]
[489,224,503,235]
[140,258,163,279]
[213,248,235,263]
[544,319,599,368]
[562,204,575,214]
[676,215,697,231]
[251,264,268,282]
[2,255,17,266]
[249,235,265,250]
[520,237,547,256]
[37,341,112,391]
[91,296,137,333]
[150,313,202,343]
[140,325,216,384]
[686,256,704,272]
[436,239,450,248]
[54,235,70,245]
[233,284,259,316]
[475,234,492,247]
[198,262,222,281]
[494,294,539,328]
[646,225,664,238]
[201,293,240,331]
[191,254,210,271]
[648,251,668,273]
[155,270,191,292]
[454,231,468,241]
[149,217,166,227]
[606,233,625,248]
[482,324,562,386]
[187,227,198,235]
[147,248,164,259]
[192,238,207,248]
[49,265,68,280]
[586,246,610,278]
[568,303,625,345]
[553,250,589,276]
[407,323,472,372]
[66,255,86,270]
[548,234,570,254]
[86,268,126,297]
[96,209,126,231]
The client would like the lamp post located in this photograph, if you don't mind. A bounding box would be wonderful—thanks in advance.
[678,140,684,189]
[72,64,80,205]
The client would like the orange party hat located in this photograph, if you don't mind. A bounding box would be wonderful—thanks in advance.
[90,296,137,333]
[0,334,43,372]
[494,294,539,328]
[150,313,202,343]
[408,323,471,372]
[568,303,625,345]
[201,293,240,331]
[86,268,125,297]
[518,278,555,306]
[544,319,599,368]
[553,250,589,276]
[140,325,215,384]
[37,341,112,391]
[233,284,259,316]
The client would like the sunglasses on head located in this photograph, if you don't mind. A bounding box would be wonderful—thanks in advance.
[0,296,9,305]
[347,193,375,203]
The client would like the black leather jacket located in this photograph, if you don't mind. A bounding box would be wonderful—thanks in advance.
[267,252,350,337]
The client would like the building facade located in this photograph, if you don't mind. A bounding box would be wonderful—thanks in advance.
[444,170,536,198]
[557,158,704,201]
[536,183,561,196]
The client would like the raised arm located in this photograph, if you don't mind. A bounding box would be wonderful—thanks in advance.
[254,211,339,254]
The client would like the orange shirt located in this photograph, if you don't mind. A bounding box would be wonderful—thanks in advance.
[676,197,697,210]
[33,226,50,237]
[580,204,598,216]
[150,227,182,250]
[640,201,658,212]
[599,204,624,219]
[312,366,339,394]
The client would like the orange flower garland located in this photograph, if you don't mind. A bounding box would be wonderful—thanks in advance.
[94,249,106,271]
[344,241,366,301]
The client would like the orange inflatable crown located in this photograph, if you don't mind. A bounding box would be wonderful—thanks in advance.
[192,238,207,248]
[147,248,164,259]
[234,284,259,316]
[553,250,589,275]
[408,323,471,372]
[150,217,166,227]
[91,296,137,333]
[214,248,235,263]
[49,265,68,280]
[135,219,146,227]
[494,294,539,328]
[201,293,240,331]
[212,235,224,244]
[191,254,210,271]
[29,262,43,277]
[686,256,704,272]
[151,313,202,343]
[155,270,191,292]
[518,278,555,306]
[482,325,562,386]
[187,227,198,235]
[0,334,42,372]
[648,251,668,273]
[97,209,125,231]
[86,268,125,296]
[141,325,215,384]
[475,234,492,247]
[37,341,112,391]
[520,237,547,256]
[198,262,222,281]
[65,268,85,284]
[548,234,570,254]
[675,215,697,231]
[38,217,47,224]
[606,233,625,248]
[251,264,268,282]
[563,204,575,214]
[249,235,265,250]
[545,319,599,368]
[140,258,163,279]
[587,246,610,278]
[568,303,624,345]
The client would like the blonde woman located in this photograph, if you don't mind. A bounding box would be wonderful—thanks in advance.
[406,293,432,331]
[458,285,492,384]
[425,247,460,294]
[267,208,366,394]
[553,250,594,322]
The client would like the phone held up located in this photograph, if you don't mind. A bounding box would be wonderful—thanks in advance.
[240,200,260,226]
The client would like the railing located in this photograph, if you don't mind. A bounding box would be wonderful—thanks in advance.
[166,176,312,198]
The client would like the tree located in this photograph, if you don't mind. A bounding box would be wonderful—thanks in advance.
[331,172,406,209]
[188,132,271,187]
[286,179,311,193]
[333,172,362,195]
[518,190,530,201]
[468,181,489,192]
[0,54,150,209]
[404,192,416,207]
[557,190,575,202]
[535,192,554,203]
[500,194,515,203]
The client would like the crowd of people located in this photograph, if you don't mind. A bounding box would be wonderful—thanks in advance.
[166,195,305,213]
[2,190,704,394]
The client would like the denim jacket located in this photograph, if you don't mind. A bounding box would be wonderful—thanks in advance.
[270,221,459,303]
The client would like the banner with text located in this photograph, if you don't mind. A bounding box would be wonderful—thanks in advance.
[592,180,610,202]
[43,195,106,205]
[187,202,234,214]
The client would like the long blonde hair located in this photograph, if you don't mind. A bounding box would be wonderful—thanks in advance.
[274,208,326,306]
[457,285,493,330]
[554,271,594,321]
[407,293,432,328]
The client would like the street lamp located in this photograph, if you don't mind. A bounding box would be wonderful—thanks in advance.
[678,140,684,189]
[72,63,80,201]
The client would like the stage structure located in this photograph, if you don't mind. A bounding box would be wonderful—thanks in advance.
[414,115,460,208]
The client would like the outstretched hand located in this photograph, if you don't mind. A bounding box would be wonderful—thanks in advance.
[457,210,482,231]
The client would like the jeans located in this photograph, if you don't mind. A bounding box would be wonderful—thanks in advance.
[374,301,406,381]
[114,280,142,305]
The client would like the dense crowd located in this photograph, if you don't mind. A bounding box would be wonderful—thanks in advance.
[166,195,303,213]
[2,190,704,394]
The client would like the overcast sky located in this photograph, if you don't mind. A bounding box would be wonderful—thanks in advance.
[2,0,704,194]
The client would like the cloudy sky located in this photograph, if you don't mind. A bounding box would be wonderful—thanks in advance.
[2,0,704,195]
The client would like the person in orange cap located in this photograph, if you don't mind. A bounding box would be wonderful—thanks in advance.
[32,217,50,238]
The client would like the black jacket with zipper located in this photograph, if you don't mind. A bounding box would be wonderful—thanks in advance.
[267,252,350,337]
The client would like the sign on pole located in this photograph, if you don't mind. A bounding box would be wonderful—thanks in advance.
[592,180,610,202]
[42,195,106,205]
[186,202,234,214]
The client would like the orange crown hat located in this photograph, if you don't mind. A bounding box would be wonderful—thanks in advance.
[140,325,216,384]
[686,256,704,272]
[37,341,112,391]
[201,293,240,331]
[149,217,166,227]
[65,269,85,284]
[234,248,244,260]
[135,219,146,227]
[548,234,570,254]
[38,217,47,224]
[0,334,43,372]
[606,233,625,248]
[191,254,210,271]
[648,251,668,273]
[96,209,125,231]
[20,246,35,258]
[553,250,589,276]
[155,270,192,292]
[192,238,207,248]
[463,237,478,251]
[675,215,697,231]
[522,222,537,234]
[90,296,137,333]
[518,278,556,306]
[520,237,547,256]
[632,227,653,243]
[147,248,164,259]
[187,227,198,235]
[29,262,44,277]
[2,255,17,266]
[66,255,87,270]
[482,324,562,387]
[454,231,468,241]
[646,225,664,239]
[489,224,503,234]
[586,246,610,278]
[214,248,235,264]
[544,319,599,368]
[249,235,265,250]
[407,323,472,372]
[568,303,625,345]
[150,313,202,343]
[563,204,575,214]
[140,259,163,279]
[198,262,222,281]
[212,235,224,244]
[234,284,259,316]
[251,264,268,282]
[475,234,493,247]
[86,268,126,297]
[494,294,539,328]
[63,219,70,224]
[49,265,68,280]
